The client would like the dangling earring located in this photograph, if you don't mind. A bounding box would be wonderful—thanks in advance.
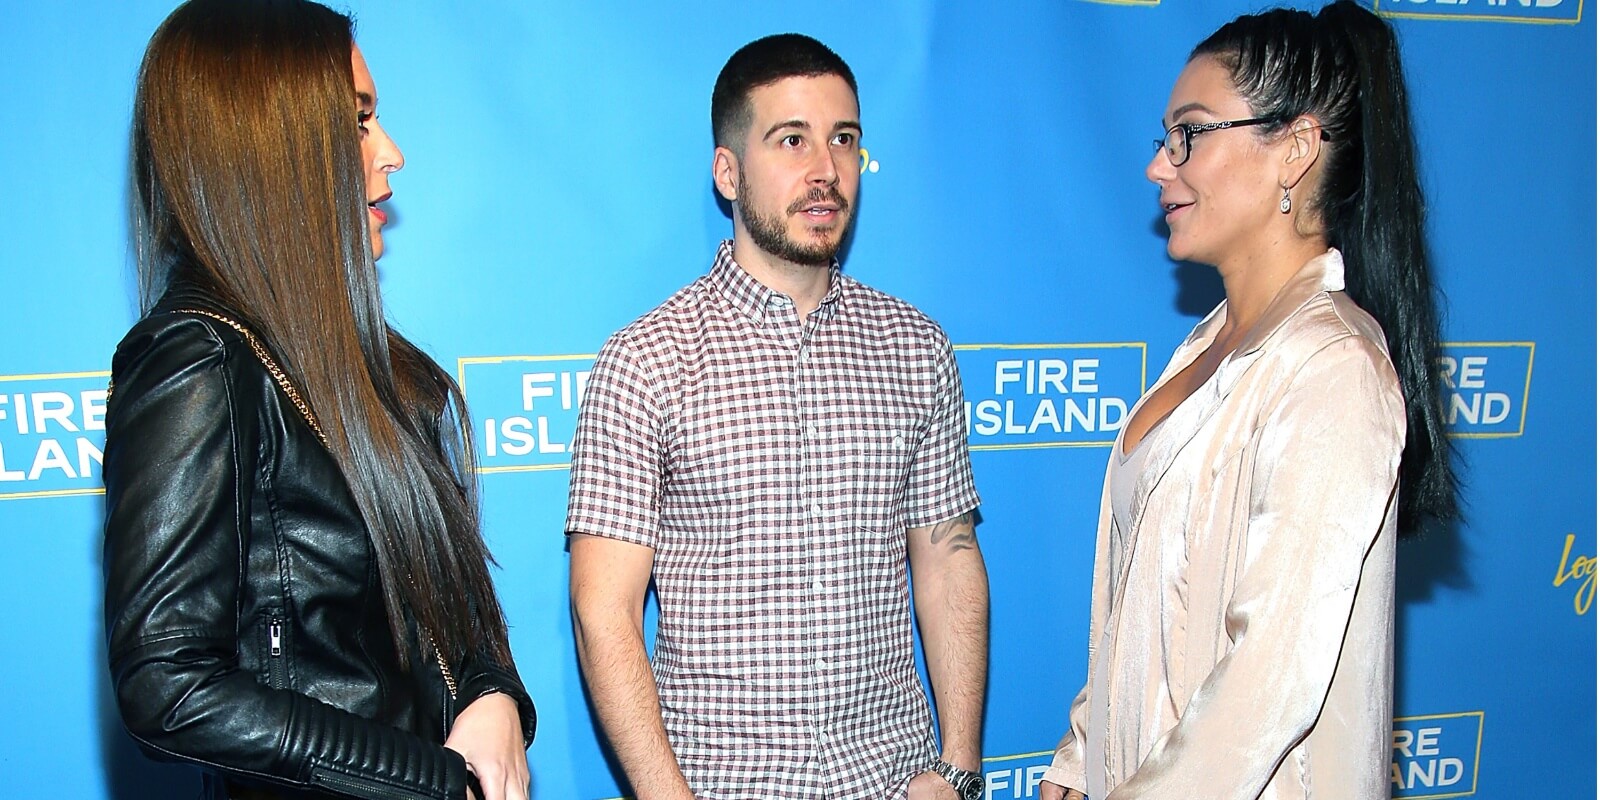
[1279,186,1292,214]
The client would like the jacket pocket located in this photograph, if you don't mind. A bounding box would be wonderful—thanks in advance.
[848,420,916,533]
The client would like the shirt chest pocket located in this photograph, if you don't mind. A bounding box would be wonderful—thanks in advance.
[846,420,918,533]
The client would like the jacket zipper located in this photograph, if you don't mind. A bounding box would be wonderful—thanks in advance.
[440,677,455,740]
[266,617,287,689]
[309,766,424,800]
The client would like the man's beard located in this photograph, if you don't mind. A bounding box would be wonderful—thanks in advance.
[737,170,852,268]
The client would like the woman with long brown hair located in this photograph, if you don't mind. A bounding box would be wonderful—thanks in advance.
[102,2,534,798]
[1042,2,1457,798]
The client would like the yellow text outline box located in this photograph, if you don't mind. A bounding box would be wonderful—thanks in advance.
[1374,0,1583,24]
[0,369,112,501]
[1441,341,1535,439]
[457,353,596,399]
[1391,710,1485,799]
[0,369,111,383]
[459,354,595,474]
[955,341,1148,452]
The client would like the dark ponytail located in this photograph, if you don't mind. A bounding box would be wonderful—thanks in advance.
[1193,0,1459,536]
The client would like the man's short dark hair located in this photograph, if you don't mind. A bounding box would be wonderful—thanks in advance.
[711,33,858,152]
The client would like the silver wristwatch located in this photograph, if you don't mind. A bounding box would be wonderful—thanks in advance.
[932,759,983,800]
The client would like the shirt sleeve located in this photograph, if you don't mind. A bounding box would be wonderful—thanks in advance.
[903,325,980,528]
[564,334,665,548]
[1106,334,1405,799]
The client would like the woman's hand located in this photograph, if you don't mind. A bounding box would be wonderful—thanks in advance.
[444,692,529,800]
[1039,779,1086,800]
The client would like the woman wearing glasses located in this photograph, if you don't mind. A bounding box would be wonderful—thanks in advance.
[1041,3,1457,798]
[103,2,534,798]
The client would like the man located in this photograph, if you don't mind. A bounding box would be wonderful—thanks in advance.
[566,34,987,800]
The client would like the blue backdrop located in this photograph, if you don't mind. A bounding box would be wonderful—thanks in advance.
[0,2,1593,798]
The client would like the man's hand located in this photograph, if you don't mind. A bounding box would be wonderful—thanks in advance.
[907,769,959,800]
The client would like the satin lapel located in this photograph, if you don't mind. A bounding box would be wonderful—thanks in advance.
[1113,300,1226,458]
[1105,302,1225,606]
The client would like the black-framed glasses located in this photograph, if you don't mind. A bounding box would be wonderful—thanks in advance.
[1154,117,1276,167]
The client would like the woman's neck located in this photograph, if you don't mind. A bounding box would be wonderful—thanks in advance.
[1214,236,1328,342]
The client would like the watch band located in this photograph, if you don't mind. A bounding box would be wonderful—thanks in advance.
[932,759,984,800]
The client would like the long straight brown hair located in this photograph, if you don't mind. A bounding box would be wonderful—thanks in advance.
[132,0,512,668]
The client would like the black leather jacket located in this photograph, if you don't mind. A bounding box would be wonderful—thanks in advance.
[103,286,536,800]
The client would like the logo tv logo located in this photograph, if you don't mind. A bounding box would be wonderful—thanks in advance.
[1553,532,1595,615]
[0,371,109,500]
[1392,712,1483,798]
[957,343,1147,450]
[1377,0,1582,24]
[1438,342,1533,438]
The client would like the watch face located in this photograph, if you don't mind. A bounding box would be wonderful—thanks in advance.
[959,778,983,800]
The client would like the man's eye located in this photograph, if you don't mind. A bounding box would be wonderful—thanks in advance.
[782,134,804,148]
[833,132,855,146]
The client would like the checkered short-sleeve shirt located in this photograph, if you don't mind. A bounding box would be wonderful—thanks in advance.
[566,241,980,799]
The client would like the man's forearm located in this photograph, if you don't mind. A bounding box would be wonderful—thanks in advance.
[912,513,990,770]
[573,611,695,799]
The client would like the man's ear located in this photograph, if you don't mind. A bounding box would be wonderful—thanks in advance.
[713,146,740,202]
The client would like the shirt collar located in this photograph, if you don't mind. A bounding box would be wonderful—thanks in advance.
[707,239,845,325]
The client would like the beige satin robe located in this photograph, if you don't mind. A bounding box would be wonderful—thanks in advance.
[1045,250,1404,799]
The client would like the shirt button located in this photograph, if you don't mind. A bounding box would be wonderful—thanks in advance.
[813,579,824,593]
[892,433,905,448]
[807,425,818,438]
[812,503,823,516]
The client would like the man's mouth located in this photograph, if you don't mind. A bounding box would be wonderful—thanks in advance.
[789,188,849,218]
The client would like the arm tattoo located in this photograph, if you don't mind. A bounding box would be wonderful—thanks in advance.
[929,511,977,551]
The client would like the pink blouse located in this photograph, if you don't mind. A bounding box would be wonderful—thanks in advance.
[1046,250,1404,799]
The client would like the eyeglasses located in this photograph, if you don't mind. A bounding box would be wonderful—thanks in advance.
[1154,117,1277,167]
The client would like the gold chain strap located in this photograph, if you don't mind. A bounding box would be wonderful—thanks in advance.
[173,308,459,700]
[175,308,328,446]
[432,642,460,699]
